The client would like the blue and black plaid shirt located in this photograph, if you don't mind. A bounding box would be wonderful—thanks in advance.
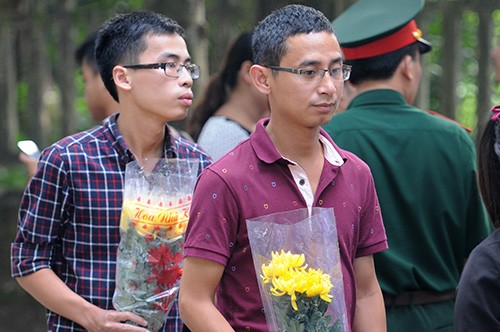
[11,114,211,331]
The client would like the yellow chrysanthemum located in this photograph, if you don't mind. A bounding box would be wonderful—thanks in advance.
[261,250,333,311]
[269,269,305,310]
[261,250,306,283]
[303,268,334,303]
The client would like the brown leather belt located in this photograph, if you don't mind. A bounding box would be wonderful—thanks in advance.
[383,290,456,307]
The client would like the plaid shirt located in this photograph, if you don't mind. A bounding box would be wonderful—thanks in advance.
[11,114,211,331]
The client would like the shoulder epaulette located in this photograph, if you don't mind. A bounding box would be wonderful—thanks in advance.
[427,110,472,133]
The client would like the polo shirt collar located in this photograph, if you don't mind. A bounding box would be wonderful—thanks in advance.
[251,118,345,167]
[320,135,344,166]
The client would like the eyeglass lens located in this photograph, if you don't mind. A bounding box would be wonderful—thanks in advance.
[164,63,199,79]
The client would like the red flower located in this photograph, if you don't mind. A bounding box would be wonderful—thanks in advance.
[147,244,182,270]
[155,265,183,289]
[152,295,176,313]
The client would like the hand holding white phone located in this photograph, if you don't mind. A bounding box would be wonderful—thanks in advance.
[17,140,41,158]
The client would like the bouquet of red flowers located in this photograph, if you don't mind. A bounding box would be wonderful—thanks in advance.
[113,158,198,331]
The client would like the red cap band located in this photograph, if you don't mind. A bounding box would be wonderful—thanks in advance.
[342,20,422,60]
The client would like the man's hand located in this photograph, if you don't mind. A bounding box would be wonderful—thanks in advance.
[19,152,38,180]
[82,306,149,332]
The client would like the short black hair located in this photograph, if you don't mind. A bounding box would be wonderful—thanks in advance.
[75,32,98,74]
[95,11,185,102]
[252,4,333,67]
[346,42,420,85]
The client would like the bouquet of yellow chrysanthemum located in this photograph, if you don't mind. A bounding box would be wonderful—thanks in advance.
[247,208,348,332]
[113,158,198,331]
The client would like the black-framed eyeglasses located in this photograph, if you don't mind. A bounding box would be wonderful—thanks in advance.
[266,64,351,81]
[123,62,200,80]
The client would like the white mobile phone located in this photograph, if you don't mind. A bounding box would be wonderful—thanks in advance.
[17,140,41,158]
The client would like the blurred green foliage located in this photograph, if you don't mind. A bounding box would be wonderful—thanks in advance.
[0,164,29,189]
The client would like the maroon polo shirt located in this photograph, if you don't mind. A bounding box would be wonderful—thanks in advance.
[184,118,387,331]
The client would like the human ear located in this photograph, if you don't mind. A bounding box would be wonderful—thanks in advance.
[113,66,132,92]
[400,55,415,80]
[249,64,271,94]
[239,60,254,84]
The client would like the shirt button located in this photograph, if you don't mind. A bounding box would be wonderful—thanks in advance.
[299,179,305,186]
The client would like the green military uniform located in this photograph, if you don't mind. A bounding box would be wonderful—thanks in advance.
[324,91,491,329]
[327,0,493,330]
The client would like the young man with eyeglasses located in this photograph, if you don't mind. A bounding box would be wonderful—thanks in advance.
[179,4,387,332]
[323,0,492,331]
[11,11,211,332]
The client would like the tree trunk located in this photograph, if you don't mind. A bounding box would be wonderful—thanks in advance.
[18,2,47,146]
[173,0,208,131]
[186,0,208,96]
[439,1,462,119]
[414,4,435,112]
[475,2,494,137]
[0,15,18,162]
[55,0,77,138]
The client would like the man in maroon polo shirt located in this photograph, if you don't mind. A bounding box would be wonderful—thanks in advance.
[179,4,388,332]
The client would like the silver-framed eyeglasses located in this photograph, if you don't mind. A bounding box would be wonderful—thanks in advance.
[123,62,200,80]
[267,64,351,81]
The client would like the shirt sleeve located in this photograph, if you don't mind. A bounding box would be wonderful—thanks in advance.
[198,118,250,161]
[11,147,70,277]
[184,167,239,267]
[356,168,388,258]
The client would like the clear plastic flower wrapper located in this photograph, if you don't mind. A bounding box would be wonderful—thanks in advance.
[113,158,199,331]
[247,207,348,332]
